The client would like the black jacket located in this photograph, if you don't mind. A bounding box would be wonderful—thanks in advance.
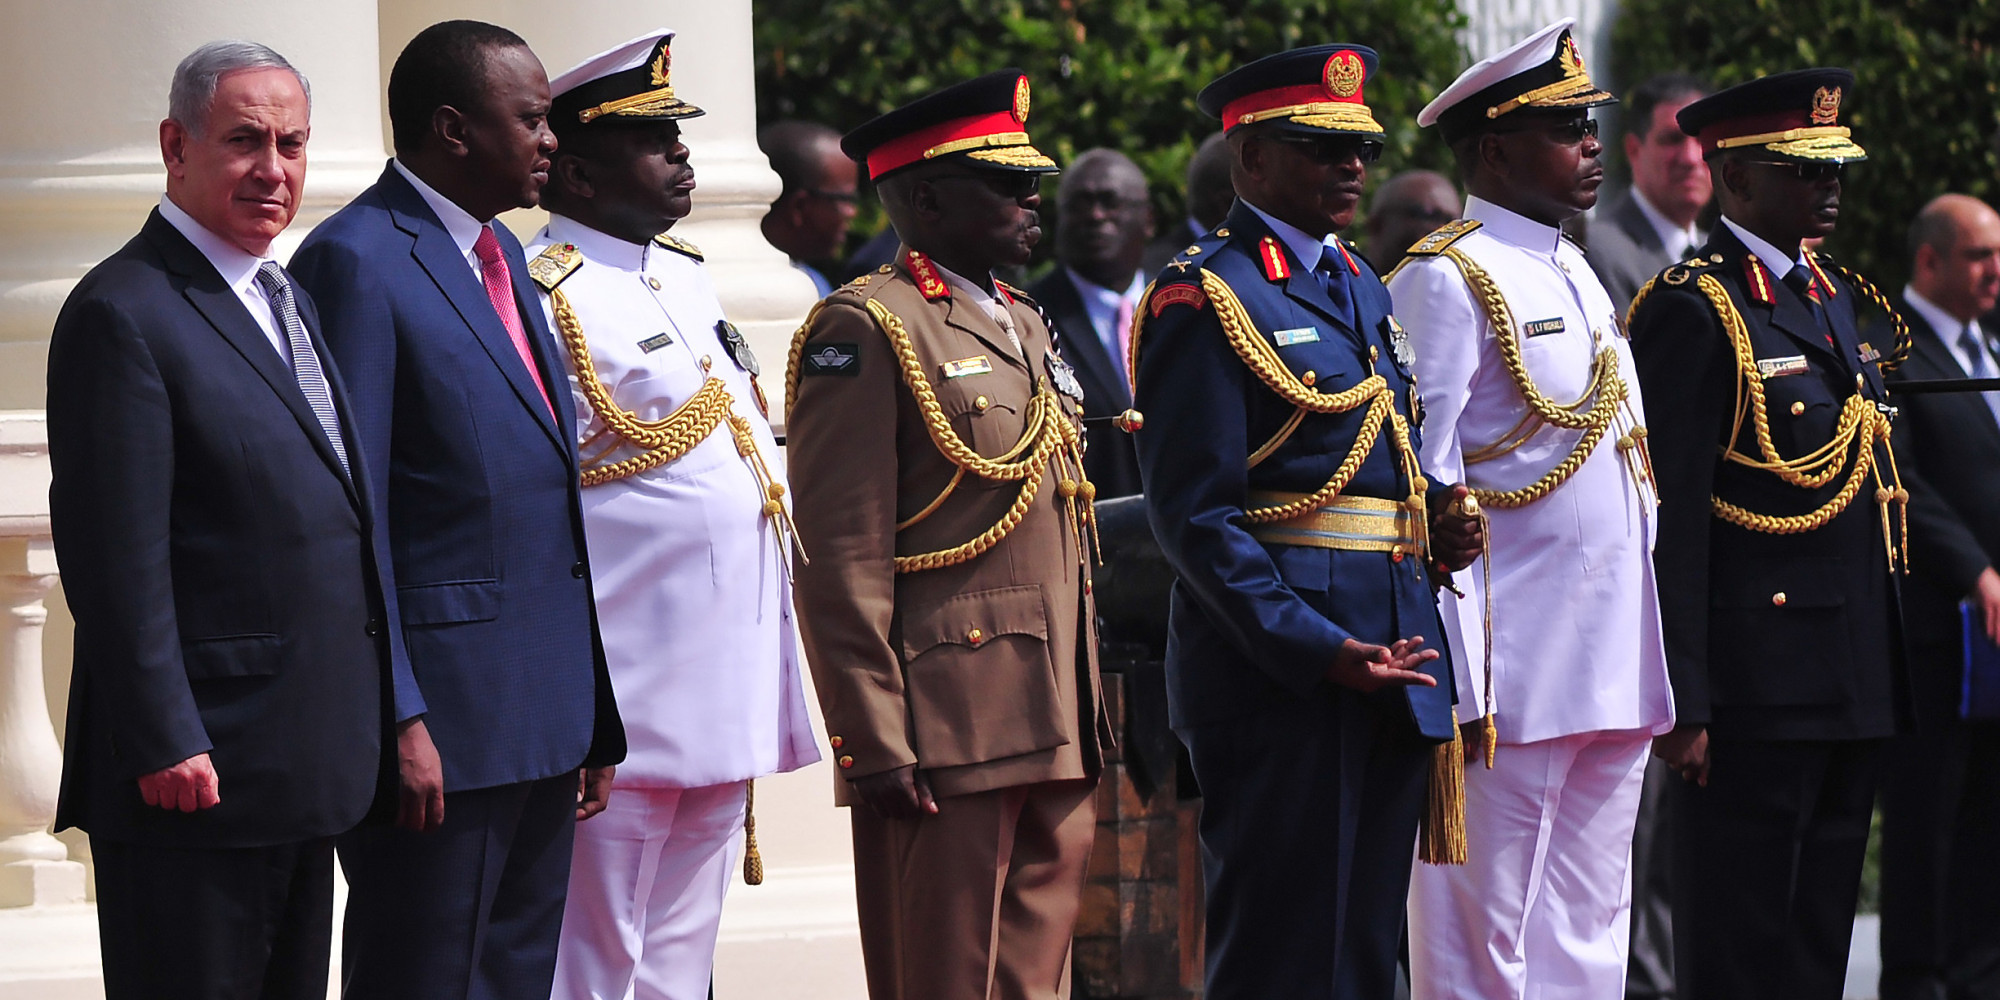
[1028,268,1144,499]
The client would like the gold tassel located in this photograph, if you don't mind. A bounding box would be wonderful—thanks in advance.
[742,779,764,886]
[1419,709,1469,865]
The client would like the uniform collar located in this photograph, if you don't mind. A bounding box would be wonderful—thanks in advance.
[1719,215,1807,278]
[1904,285,1979,344]
[1240,199,1339,270]
[1464,195,1560,255]
[391,158,487,264]
[547,213,651,271]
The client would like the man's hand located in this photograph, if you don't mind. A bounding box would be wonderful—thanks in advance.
[137,752,220,812]
[1326,636,1441,693]
[1972,567,2000,647]
[395,718,445,833]
[849,763,938,820]
[1429,484,1484,575]
[1654,725,1710,786]
[576,766,615,822]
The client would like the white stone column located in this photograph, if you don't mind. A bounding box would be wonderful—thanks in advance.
[0,0,391,412]
[379,0,820,421]
[0,523,82,909]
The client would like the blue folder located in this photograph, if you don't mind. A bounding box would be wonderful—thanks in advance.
[1962,600,2000,719]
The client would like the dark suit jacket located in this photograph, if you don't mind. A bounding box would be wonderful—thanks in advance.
[1630,224,1907,741]
[1141,218,1200,281]
[1585,193,1690,313]
[1027,268,1143,498]
[49,210,399,848]
[1882,298,2000,714]
[290,164,623,793]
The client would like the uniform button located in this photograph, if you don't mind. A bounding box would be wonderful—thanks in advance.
[701,355,714,371]
[1369,345,1380,361]
[967,627,984,646]
[829,735,844,749]
[1302,370,1317,386]
[838,755,855,769]
[1391,545,1405,563]
[1772,592,1787,607]
[647,277,662,290]
[572,562,587,578]
[975,395,990,411]
[1558,261,1571,274]
[365,618,381,637]
[1791,401,1805,415]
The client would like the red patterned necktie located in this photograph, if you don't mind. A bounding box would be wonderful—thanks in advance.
[472,225,555,419]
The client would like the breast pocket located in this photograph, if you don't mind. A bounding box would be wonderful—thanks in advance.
[1707,557,1849,707]
[1759,376,1839,458]
[936,375,1027,464]
[897,584,1067,769]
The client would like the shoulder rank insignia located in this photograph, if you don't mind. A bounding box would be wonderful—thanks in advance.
[1743,256,1776,304]
[906,249,950,300]
[651,233,704,261]
[1405,219,1482,257]
[1183,244,1203,256]
[1804,252,1839,299]
[1259,236,1292,282]
[715,320,759,376]
[528,242,583,291]
[1150,283,1207,316]
[1166,257,1193,273]
[1659,254,1724,287]
[1332,240,1360,276]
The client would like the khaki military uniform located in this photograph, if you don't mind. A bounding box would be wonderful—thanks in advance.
[788,246,1111,1000]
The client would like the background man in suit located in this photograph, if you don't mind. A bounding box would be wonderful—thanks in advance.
[1141,131,1233,275]
[48,40,398,999]
[1030,147,1151,498]
[1629,69,1906,1000]
[1585,73,1711,312]
[289,19,624,1000]
[759,120,858,297]
[789,71,1110,1000]
[1360,168,1459,271]
[1879,193,2000,1000]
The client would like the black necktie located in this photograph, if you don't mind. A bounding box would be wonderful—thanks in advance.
[1317,246,1355,329]
[1782,264,1827,328]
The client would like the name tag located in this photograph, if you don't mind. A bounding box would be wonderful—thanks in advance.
[941,355,993,379]
[1756,355,1811,378]
[1524,317,1566,338]
[1273,327,1321,347]
[636,333,674,353]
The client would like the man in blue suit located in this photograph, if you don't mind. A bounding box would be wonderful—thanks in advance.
[290,19,624,1000]
[1130,45,1482,1000]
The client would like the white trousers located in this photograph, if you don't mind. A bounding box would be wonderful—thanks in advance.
[1409,730,1651,1000]
[551,782,747,1000]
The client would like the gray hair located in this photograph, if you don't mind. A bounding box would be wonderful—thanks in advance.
[168,40,310,135]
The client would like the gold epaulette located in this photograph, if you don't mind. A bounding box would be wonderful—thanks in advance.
[528,242,583,292]
[653,233,704,261]
[1405,219,1482,257]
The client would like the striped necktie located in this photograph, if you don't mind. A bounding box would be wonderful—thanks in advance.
[255,261,351,479]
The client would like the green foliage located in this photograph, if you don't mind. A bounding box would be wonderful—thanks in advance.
[1609,0,2000,288]
[754,0,1471,256]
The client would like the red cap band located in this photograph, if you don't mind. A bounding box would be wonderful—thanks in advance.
[1220,83,1367,132]
[864,109,1022,180]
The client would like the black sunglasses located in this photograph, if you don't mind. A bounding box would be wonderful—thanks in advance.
[1267,133,1385,165]
[1742,159,1846,182]
[932,171,1043,199]
[1493,117,1599,144]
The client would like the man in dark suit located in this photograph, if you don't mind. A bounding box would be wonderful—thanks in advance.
[1141,131,1233,276]
[1030,147,1151,498]
[1878,193,2000,1000]
[1358,168,1458,272]
[48,41,399,1000]
[289,20,624,1000]
[1585,73,1711,313]
[1628,69,1909,1000]
[1132,45,1481,999]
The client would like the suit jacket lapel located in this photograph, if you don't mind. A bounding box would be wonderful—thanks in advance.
[144,211,358,500]
[1708,226,1844,370]
[380,168,569,461]
[1900,297,2000,446]
[1226,205,1360,345]
[1615,197,1666,253]
[1043,273,1130,409]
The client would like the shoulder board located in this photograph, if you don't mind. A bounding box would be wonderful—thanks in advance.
[1659,253,1726,287]
[652,233,704,261]
[995,279,1036,308]
[1804,252,1840,299]
[1405,219,1482,257]
[527,242,583,292]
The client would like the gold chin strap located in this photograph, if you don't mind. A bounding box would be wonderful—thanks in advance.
[1627,270,1908,571]
[783,297,1096,575]
[551,286,803,560]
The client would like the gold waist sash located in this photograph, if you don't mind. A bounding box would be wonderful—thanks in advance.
[1244,491,1417,553]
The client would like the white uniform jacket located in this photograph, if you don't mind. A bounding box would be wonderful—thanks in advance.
[1388,196,1674,743]
[528,216,820,787]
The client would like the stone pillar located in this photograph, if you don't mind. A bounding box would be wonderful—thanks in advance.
[378,0,819,421]
[0,533,82,909]
[0,0,390,412]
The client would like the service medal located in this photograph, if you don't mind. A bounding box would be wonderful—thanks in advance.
[1388,316,1416,368]
[716,320,760,376]
[1046,351,1084,402]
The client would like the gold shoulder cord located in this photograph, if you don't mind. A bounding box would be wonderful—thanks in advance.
[1627,270,1908,569]
[783,298,1094,575]
[1435,249,1654,508]
[550,285,801,554]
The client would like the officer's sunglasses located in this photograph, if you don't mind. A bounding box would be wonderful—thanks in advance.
[1266,133,1386,165]
[1742,159,1846,183]
[932,171,1043,199]
[1492,117,1599,145]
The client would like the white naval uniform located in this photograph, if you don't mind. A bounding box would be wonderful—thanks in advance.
[1388,196,1675,1000]
[528,215,821,1000]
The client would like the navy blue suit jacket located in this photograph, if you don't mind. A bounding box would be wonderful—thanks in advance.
[291,164,623,792]
[49,210,401,847]
[1132,201,1455,739]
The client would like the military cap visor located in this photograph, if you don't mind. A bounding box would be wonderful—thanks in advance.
[1420,20,1615,144]
[841,70,1059,182]
[1197,45,1385,137]
[1676,68,1866,164]
[549,30,705,128]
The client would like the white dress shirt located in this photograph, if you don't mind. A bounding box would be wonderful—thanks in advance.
[1629,187,1704,259]
[393,158,488,283]
[1242,199,1344,270]
[1720,215,1809,278]
[1906,285,2000,426]
[1388,195,1674,742]
[157,195,287,362]
[1063,266,1145,372]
